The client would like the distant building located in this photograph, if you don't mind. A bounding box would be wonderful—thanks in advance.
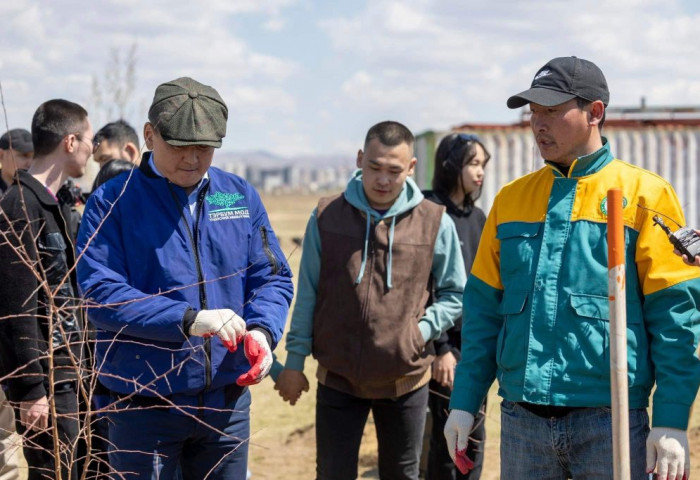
[214,162,353,195]
[415,102,700,227]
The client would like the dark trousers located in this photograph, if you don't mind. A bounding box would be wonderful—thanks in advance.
[426,380,486,480]
[106,388,250,480]
[14,383,79,480]
[76,393,111,478]
[316,383,429,480]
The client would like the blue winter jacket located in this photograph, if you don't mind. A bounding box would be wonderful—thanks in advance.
[77,156,293,407]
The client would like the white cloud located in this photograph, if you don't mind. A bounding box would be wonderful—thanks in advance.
[0,0,301,141]
[229,85,296,114]
[263,17,286,32]
[319,0,700,135]
[1,0,699,155]
[204,0,298,15]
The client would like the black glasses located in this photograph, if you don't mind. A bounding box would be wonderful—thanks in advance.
[443,133,481,168]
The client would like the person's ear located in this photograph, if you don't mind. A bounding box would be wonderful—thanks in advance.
[356,149,363,169]
[407,157,417,176]
[124,142,140,163]
[588,100,605,126]
[143,123,155,150]
[64,134,77,153]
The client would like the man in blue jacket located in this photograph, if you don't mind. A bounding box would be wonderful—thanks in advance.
[77,77,293,479]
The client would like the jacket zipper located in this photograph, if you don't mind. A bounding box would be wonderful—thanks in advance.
[259,226,280,275]
[167,184,211,406]
[194,188,211,396]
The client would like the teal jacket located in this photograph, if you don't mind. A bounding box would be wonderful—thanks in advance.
[450,141,700,430]
[285,171,466,372]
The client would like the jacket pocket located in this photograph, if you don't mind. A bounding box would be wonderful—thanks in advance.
[259,226,280,275]
[496,290,528,372]
[570,293,609,321]
[569,293,612,376]
[569,292,647,384]
[496,222,541,280]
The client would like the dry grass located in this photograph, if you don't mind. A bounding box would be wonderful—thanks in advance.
[249,192,700,479]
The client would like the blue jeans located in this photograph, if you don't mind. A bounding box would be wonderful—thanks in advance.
[500,400,649,480]
[315,383,428,480]
[107,388,251,480]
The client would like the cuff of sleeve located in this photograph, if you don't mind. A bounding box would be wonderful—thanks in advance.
[418,321,432,343]
[269,358,283,383]
[435,342,451,357]
[10,380,47,403]
[285,352,306,372]
[652,402,691,430]
[250,327,272,348]
[449,379,490,415]
[182,308,197,337]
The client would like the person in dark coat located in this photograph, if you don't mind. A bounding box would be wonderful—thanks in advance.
[424,133,490,480]
[0,99,94,480]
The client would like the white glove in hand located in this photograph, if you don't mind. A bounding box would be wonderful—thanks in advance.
[190,309,246,352]
[236,330,273,386]
[646,427,689,480]
[444,409,474,463]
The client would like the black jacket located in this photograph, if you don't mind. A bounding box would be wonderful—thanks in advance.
[423,190,486,360]
[0,171,8,196]
[0,171,83,402]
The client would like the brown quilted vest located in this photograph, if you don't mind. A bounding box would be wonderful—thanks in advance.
[312,193,445,398]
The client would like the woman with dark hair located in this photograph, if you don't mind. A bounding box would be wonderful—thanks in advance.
[424,133,490,480]
[91,158,134,192]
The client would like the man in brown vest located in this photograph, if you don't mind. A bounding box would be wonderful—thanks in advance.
[276,121,466,480]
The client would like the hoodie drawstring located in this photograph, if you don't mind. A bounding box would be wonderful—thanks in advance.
[354,210,372,285]
[386,216,396,290]
[354,211,396,290]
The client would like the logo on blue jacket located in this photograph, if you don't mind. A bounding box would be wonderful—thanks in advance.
[205,192,249,221]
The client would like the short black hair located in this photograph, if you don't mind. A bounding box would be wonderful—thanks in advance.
[31,99,89,157]
[364,121,414,152]
[91,159,135,192]
[94,120,139,150]
[576,97,606,131]
[432,133,490,209]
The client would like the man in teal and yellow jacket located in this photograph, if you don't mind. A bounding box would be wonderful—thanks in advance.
[445,57,700,480]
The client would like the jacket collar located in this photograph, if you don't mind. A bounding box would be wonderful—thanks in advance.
[423,190,473,218]
[139,151,159,178]
[16,170,59,206]
[546,137,613,178]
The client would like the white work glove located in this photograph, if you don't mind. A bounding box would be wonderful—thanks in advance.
[646,427,689,480]
[444,409,475,474]
[189,309,246,352]
[236,330,273,386]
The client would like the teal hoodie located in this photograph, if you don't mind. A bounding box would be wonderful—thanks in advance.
[284,170,466,372]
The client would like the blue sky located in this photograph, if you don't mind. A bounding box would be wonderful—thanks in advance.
[1,0,699,157]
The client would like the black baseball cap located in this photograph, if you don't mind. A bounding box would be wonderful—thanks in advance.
[148,77,228,148]
[507,56,609,109]
[0,128,33,153]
